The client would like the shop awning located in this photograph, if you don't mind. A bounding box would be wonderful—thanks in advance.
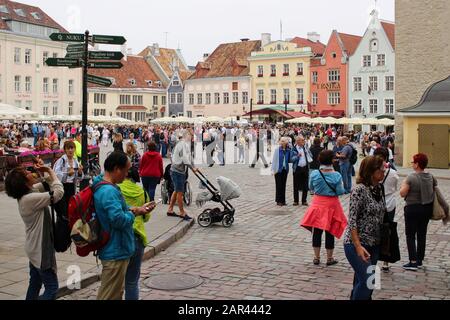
[319,109,345,118]
[116,105,147,111]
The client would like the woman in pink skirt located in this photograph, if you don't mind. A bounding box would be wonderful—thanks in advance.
[301,150,347,266]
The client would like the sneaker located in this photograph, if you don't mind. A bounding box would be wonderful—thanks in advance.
[402,262,418,271]
[417,261,423,269]
[382,266,390,273]
[293,202,299,206]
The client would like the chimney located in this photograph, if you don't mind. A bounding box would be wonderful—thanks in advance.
[241,38,249,42]
[307,32,320,43]
[261,33,271,46]
[203,53,210,61]
[152,43,160,56]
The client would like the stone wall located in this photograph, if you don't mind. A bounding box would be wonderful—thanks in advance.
[395,0,450,165]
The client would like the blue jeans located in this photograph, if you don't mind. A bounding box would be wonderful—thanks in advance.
[141,176,160,201]
[26,262,59,300]
[340,161,352,193]
[161,142,168,158]
[125,236,145,300]
[344,244,380,300]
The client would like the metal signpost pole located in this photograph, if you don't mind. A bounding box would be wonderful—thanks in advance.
[80,30,90,190]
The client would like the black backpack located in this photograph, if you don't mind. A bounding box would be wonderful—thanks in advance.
[43,182,72,253]
[349,144,358,165]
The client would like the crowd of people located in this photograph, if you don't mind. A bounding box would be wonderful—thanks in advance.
[2,119,447,301]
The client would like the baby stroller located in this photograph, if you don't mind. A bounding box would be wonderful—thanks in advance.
[194,169,241,228]
[161,164,192,206]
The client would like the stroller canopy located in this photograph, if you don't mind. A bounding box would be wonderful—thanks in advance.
[216,176,241,201]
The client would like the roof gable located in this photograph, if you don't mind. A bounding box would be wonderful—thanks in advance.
[381,21,395,49]
[290,37,326,56]
[337,32,362,56]
[87,56,164,89]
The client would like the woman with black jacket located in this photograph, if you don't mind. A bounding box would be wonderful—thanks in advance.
[309,138,324,170]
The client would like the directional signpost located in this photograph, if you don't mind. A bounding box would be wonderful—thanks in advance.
[87,74,112,87]
[92,35,126,45]
[87,61,123,69]
[88,51,124,60]
[48,31,126,188]
[45,58,82,67]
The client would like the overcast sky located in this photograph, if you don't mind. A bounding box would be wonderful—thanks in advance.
[25,0,394,66]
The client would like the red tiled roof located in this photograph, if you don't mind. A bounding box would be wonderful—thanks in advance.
[138,47,192,80]
[337,32,362,56]
[190,40,261,79]
[0,0,67,32]
[291,37,326,56]
[88,55,164,89]
[381,21,395,49]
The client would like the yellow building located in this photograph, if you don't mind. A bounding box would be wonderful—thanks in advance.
[248,33,324,119]
[398,76,450,169]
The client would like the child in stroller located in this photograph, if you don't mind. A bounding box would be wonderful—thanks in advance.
[161,163,192,206]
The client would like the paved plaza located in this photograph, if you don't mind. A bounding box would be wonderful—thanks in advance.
[61,156,450,300]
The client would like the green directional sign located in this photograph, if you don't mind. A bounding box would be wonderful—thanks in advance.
[87,74,112,87]
[66,44,85,52]
[88,51,124,60]
[50,33,85,42]
[92,34,126,45]
[45,58,82,67]
[87,61,123,69]
[65,52,84,59]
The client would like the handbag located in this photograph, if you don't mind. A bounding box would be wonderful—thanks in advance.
[432,187,445,221]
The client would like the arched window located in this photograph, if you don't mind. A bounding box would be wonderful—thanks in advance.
[370,39,378,52]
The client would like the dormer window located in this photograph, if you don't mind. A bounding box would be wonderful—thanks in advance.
[156,81,162,88]
[173,78,180,86]
[332,52,337,59]
[129,79,136,86]
[370,39,378,52]
[30,12,41,20]
[14,8,26,17]
[145,80,153,87]
[0,5,9,13]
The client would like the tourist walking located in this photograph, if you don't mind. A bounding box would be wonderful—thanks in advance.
[271,137,291,206]
[301,150,346,266]
[140,142,164,202]
[343,156,386,300]
[399,153,436,271]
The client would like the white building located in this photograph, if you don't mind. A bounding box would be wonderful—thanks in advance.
[348,9,395,131]
[0,0,82,116]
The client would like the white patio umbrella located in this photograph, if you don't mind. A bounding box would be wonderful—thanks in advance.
[173,116,194,124]
[286,116,312,124]
[375,118,395,126]
[309,117,339,125]
[0,103,38,119]
[205,116,224,123]
[193,116,207,124]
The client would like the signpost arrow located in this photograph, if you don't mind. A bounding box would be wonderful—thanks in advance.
[65,52,84,59]
[88,51,124,60]
[66,44,85,52]
[92,35,126,45]
[49,33,85,42]
[87,61,123,69]
[87,74,112,87]
[45,58,82,68]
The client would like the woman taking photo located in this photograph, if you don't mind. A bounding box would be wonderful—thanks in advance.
[399,153,435,271]
[5,158,64,300]
[140,141,164,201]
[301,150,346,266]
[53,140,84,205]
[343,156,386,300]
[271,137,291,206]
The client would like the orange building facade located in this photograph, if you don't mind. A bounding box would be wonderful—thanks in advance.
[310,31,361,117]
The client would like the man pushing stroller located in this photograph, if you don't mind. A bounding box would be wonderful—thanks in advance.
[167,131,198,221]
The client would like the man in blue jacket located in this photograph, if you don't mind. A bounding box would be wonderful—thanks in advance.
[93,152,155,300]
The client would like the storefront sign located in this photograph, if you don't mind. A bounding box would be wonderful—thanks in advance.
[316,82,341,90]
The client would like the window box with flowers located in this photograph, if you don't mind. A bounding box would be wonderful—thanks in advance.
[270,73,276,77]
[270,101,276,104]
[283,100,290,104]
[257,101,264,105]
[297,100,304,104]
[283,72,289,76]
[297,71,303,76]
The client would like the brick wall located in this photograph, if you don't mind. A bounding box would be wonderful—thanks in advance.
[395,0,450,165]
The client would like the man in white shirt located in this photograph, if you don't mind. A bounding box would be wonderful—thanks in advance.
[291,136,313,206]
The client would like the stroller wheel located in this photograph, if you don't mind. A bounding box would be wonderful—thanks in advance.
[198,210,213,228]
[222,214,234,228]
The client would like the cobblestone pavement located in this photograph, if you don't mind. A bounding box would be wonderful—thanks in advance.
[63,162,450,300]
